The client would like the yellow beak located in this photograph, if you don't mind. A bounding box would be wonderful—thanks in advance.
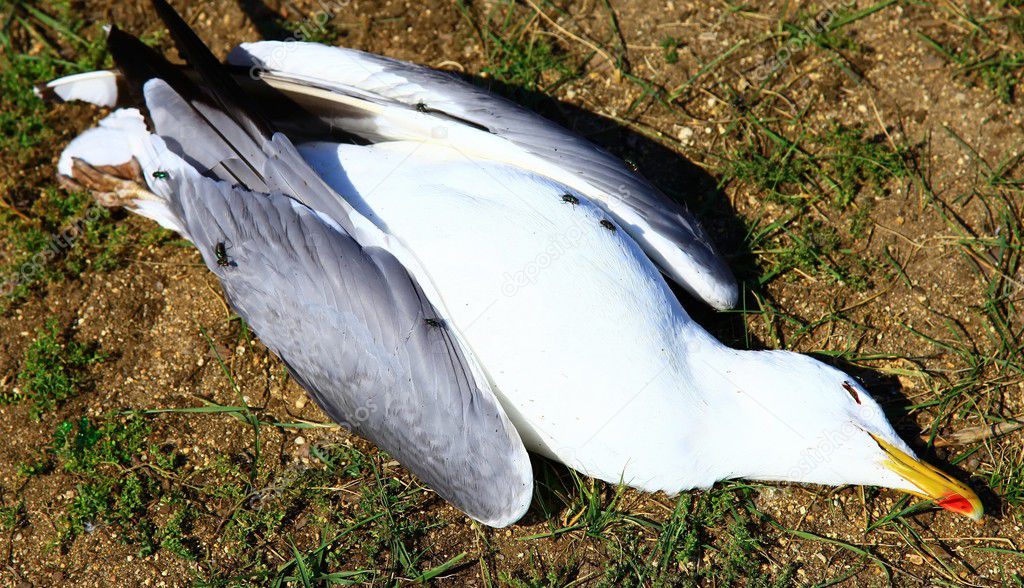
[870,433,983,521]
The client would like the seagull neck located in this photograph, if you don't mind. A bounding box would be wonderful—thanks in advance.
[680,346,800,482]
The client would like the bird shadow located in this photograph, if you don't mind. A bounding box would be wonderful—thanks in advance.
[233,0,984,525]
[237,0,293,40]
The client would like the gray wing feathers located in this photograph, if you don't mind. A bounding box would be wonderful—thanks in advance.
[43,57,737,306]
[165,169,532,526]
[139,74,532,526]
[143,79,361,238]
[145,81,269,191]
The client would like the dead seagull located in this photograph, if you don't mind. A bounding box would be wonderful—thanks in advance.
[47,0,981,525]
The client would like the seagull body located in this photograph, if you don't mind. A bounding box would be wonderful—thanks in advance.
[44,0,982,525]
[301,140,707,490]
[295,140,968,499]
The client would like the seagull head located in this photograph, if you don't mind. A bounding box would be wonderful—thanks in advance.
[699,350,983,520]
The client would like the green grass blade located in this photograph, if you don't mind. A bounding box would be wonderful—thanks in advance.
[412,552,467,582]
[782,528,890,580]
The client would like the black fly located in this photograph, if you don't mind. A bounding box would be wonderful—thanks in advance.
[415,101,429,113]
[561,194,580,206]
[424,318,444,328]
[600,219,616,232]
[152,170,169,180]
[214,242,230,267]
[623,158,639,173]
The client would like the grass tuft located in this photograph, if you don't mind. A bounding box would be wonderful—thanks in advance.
[5,319,101,419]
[44,414,193,556]
[724,122,909,289]
[458,0,580,106]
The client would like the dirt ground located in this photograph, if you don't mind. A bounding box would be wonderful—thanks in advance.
[2,0,1024,586]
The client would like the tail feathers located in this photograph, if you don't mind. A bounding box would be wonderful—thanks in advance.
[58,108,186,235]
[36,70,123,107]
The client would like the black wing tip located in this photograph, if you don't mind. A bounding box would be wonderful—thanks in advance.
[33,82,59,103]
[105,18,204,107]
[148,0,275,138]
[104,23,130,48]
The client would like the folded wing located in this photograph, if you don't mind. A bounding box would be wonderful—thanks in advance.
[40,44,739,309]
[54,0,533,526]
[168,150,533,527]
[227,41,738,309]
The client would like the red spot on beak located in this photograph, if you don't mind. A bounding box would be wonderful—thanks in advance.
[936,493,973,514]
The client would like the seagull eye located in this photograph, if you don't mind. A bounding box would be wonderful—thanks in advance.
[842,381,861,405]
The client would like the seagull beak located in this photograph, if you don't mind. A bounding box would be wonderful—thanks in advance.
[869,433,983,521]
